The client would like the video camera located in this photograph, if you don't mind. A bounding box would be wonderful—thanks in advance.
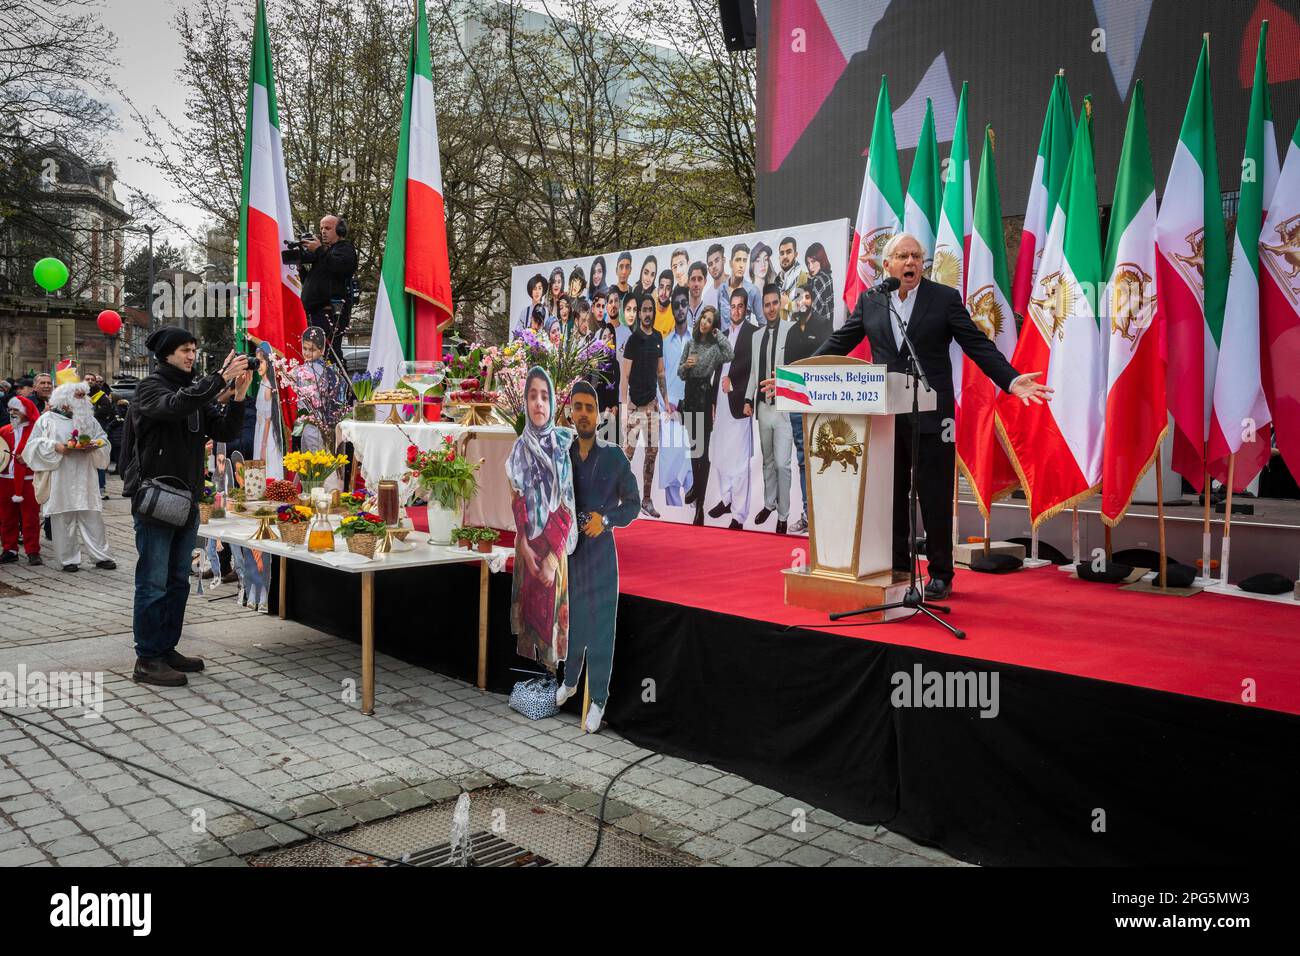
[280,233,316,265]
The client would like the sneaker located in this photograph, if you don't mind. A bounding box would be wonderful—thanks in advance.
[707,501,731,519]
[556,683,578,707]
[584,700,604,733]
[27,553,42,566]
[164,649,205,673]
[61,564,79,573]
[0,551,16,564]
[792,515,808,534]
[753,507,773,525]
[95,559,116,571]
[640,500,661,519]
[133,658,188,687]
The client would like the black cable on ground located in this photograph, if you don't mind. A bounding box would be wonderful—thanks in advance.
[0,708,412,866]
[583,751,662,867]
[782,609,921,631]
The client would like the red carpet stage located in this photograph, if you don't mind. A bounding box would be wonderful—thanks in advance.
[278,518,1300,866]
[613,522,1300,717]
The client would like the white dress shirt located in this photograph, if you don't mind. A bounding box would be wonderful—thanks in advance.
[890,288,918,351]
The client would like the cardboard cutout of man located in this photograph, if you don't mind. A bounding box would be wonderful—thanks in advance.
[557,381,639,733]
[506,367,578,672]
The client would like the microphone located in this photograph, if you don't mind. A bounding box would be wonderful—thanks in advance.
[867,275,901,295]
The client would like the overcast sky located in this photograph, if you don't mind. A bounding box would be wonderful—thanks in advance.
[96,0,620,253]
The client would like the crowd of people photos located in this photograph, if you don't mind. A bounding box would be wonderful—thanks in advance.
[508,221,848,534]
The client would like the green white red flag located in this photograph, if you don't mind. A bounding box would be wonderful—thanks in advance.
[1259,114,1300,485]
[1011,74,1074,320]
[936,83,972,411]
[1101,81,1163,525]
[998,99,1105,527]
[1208,21,1276,490]
[1157,37,1228,492]
[369,0,454,388]
[904,97,941,274]
[236,0,306,362]
[956,126,1018,518]
[843,76,904,364]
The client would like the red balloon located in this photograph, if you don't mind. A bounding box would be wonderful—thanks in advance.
[96,310,122,335]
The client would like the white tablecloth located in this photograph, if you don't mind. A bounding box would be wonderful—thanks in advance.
[337,419,516,531]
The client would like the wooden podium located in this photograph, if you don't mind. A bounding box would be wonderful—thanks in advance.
[775,357,936,617]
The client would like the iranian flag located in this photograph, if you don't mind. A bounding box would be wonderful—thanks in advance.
[1208,21,1276,490]
[904,97,941,274]
[1011,73,1074,320]
[236,0,306,361]
[774,368,811,406]
[1101,81,1163,525]
[956,126,1018,518]
[369,0,454,389]
[843,75,904,321]
[936,82,972,405]
[1260,115,1300,485]
[1157,37,1228,492]
[997,99,1105,526]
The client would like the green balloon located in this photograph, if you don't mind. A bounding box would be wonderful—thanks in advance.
[33,257,69,292]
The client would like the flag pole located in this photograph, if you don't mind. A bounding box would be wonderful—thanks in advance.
[1220,453,1236,585]
[952,470,960,549]
[1104,524,1112,561]
[1200,463,1213,583]
[1059,505,1081,571]
[1024,525,1050,568]
[1156,446,1168,588]
[983,516,990,556]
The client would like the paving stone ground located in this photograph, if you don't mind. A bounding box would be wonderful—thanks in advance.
[0,477,961,868]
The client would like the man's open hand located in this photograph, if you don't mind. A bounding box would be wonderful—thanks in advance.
[1010,372,1054,406]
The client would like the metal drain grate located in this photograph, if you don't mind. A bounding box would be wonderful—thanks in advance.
[251,783,697,867]
[393,830,556,867]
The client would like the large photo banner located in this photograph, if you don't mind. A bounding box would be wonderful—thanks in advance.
[508,218,849,534]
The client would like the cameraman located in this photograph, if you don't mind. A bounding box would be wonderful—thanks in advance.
[297,214,357,360]
[122,327,252,687]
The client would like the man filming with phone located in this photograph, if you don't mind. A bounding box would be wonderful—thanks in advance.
[122,327,252,687]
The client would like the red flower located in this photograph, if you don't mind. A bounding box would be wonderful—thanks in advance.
[443,435,454,445]
[406,445,418,465]
[447,451,456,462]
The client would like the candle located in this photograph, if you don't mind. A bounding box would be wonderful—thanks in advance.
[378,480,400,526]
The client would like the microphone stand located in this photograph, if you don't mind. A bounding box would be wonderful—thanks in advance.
[829,287,965,639]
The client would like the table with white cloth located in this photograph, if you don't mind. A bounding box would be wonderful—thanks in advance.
[336,419,516,531]
[198,514,511,714]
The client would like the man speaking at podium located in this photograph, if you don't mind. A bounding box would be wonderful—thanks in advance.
[807,233,1051,601]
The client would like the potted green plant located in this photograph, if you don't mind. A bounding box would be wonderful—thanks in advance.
[198,483,216,524]
[474,527,500,554]
[450,526,472,549]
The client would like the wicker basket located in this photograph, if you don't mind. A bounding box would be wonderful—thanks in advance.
[198,503,213,524]
[345,533,378,559]
[279,522,308,546]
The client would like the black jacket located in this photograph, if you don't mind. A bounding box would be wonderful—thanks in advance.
[121,364,246,498]
[300,239,358,313]
[719,319,757,420]
[815,277,1018,434]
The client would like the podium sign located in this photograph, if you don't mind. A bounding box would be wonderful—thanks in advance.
[777,357,936,614]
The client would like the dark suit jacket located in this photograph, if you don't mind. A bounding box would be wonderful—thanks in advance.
[814,278,1018,434]
[718,319,757,420]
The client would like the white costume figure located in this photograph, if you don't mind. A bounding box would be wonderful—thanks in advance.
[22,381,114,570]
[708,311,756,523]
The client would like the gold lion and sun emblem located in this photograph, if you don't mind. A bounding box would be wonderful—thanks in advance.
[964,284,1006,339]
[813,417,864,475]
[1028,269,1078,342]
[1261,214,1300,305]
[1109,262,1155,350]
[856,227,894,285]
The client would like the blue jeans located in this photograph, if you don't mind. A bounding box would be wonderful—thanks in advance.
[133,508,199,659]
[789,413,807,512]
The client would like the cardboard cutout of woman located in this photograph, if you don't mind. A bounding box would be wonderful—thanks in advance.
[557,381,639,732]
[506,367,578,671]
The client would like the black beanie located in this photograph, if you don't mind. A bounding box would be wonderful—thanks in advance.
[146,326,197,360]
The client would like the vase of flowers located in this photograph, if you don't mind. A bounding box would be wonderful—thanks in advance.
[339,512,387,558]
[351,368,382,422]
[283,450,349,503]
[404,437,482,545]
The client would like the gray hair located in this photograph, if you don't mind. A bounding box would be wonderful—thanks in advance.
[882,232,923,261]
